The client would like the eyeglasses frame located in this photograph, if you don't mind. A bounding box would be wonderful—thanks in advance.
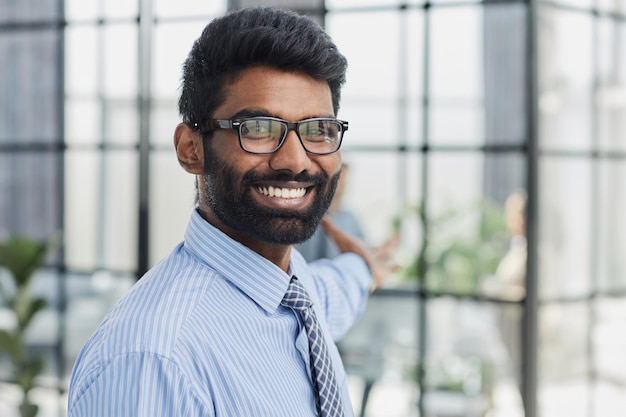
[194,116,349,155]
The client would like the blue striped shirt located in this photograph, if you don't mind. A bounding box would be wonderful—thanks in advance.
[68,210,371,417]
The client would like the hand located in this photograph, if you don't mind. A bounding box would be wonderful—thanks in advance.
[320,217,400,291]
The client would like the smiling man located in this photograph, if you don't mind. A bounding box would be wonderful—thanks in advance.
[68,7,385,417]
[187,67,344,257]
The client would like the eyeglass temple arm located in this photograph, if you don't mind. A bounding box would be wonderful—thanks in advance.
[193,119,240,132]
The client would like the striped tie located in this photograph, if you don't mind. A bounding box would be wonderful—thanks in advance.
[281,276,344,417]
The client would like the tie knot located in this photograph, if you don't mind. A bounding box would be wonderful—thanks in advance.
[281,276,313,311]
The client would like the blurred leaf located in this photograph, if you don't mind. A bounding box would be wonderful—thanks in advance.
[19,401,39,417]
[0,286,9,306]
[15,295,47,330]
[17,357,45,393]
[399,199,509,294]
[0,234,59,417]
[0,328,21,359]
[0,237,48,287]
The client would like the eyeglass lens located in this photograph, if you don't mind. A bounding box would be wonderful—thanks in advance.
[239,119,341,154]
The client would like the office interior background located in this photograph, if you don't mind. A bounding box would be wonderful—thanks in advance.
[0,0,625,416]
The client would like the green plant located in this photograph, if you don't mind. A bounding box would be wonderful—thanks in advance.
[399,199,510,294]
[0,236,56,417]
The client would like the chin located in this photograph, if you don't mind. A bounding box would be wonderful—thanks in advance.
[252,216,320,246]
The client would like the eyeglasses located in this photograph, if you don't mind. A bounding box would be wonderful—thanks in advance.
[195,116,348,155]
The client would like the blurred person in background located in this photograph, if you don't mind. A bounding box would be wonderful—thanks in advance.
[297,162,366,262]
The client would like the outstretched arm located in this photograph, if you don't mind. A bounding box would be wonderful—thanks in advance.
[320,217,399,291]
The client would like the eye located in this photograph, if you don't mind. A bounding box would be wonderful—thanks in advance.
[241,120,273,139]
[301,121,339,142]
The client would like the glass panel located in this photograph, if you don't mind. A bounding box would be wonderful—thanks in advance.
[329,9,424,99]
[65,24,138,99]
[538,157,592,299]
[149,151,196,266]
[430,7,484,145]
[101,151,138,271]
[340,152,419,247]
[65,0,98,21]
[231,0,323,9]
[65,98,100,145]
[65,98,139,145]
[326,11,408,147]
[103,24,137,99]
[105,100,138,145]
[596,0,626,13]
[154,0,225,18]
[491,302,524,382]
[424,298,524,417]
[546,0,593,10]
[327,0,413,7]
[539,377,589,417]
[593,298,626,384]
[65,25,98,96]
[329,9,424,147]
[327,10,402,98]
[60,0,137,21]
[153,20,210,100]
[102,0,138,19]
[538,303,590,417]
[0,0,62,23]
[338,294,420,417]
[335,98,399,147]
[538,7,593,151]
[430,105,484,144]
[64,151,99,270]
[423,153,513,294]
[483,152,527,203]
[405,10,426,148]
[597,17,626,152]
[150,100,180,145]
[593,380,626,417]
[483,3,528,146]
[65,150,138,271]
[432,0,481,4]
[0,153,61,238]
[597,160,626,291]
[0,29,62,144]
[0,386,60,417]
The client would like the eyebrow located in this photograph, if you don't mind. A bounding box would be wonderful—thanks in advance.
[228,108,336,121]
[229,109,271,119]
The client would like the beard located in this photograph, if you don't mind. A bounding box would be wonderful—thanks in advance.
[200,150,340,245]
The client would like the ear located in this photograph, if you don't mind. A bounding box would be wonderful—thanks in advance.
[174,123,205,174]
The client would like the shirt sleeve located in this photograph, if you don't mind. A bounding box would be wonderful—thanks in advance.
[68,352,212,417]
[307,252,372,341]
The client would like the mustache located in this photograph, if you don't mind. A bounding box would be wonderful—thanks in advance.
[242,170,328,186]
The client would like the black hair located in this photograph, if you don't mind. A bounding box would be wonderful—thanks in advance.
[178,7,348,126]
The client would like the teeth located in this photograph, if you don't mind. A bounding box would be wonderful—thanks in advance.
[258,186,306,199]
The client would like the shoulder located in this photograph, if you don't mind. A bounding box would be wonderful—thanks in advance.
[72,244,227,371]
[68,350,214,417]
[69,249,227,414]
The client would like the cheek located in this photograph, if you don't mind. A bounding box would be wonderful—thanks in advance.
[208,141,267,174]
[317,154,342,178]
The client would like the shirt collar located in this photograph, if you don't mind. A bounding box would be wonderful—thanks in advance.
[183,210,293,314]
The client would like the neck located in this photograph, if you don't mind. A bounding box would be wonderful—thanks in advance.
[197,207,293,273]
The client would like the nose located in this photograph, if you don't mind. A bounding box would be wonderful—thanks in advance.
[268,130,312,173]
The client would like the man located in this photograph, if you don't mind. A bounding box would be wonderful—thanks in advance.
[68,7,388,417]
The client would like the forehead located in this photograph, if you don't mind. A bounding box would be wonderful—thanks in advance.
[214,66,335,120]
